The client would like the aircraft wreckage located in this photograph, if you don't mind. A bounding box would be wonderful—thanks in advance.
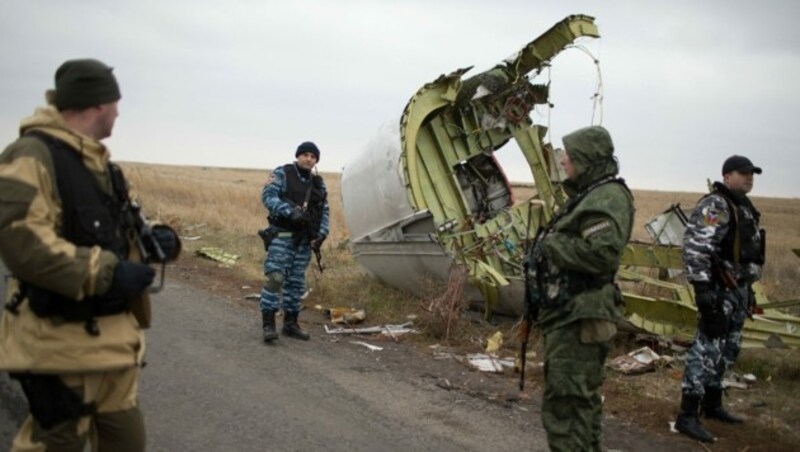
[340,15,800,348]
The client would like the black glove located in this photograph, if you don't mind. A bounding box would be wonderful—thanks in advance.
[693,282,728,339]
[106,261,156,300]
[151,225,181,262]
[311,234,326,251]
[289,206,307,226]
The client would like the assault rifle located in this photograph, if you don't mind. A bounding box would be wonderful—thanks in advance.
[311,240,325,273]
[124,200,171,293]
[519,219,543,391]
[710,253,756,318]
[109,163,178,293]
[519,257,535,391]
[710,254,737,290]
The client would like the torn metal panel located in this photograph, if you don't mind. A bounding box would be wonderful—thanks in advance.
[342,15,598,316]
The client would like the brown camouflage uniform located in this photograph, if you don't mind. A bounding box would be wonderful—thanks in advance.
[0,106,147,451]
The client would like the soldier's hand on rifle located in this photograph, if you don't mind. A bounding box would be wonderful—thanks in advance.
[310,234,326,251]
[692,282,728,339]
[106,261,156,301]
[289,206,307,226]
[150,225,182,262]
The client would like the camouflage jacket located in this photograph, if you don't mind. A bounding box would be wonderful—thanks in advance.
[683,182,763,285]
[0,106,145,372]
[532,127,634,333]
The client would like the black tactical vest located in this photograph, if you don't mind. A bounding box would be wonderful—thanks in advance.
[21,131,130,321]
[268,163,326,236]
[711,182,764,266]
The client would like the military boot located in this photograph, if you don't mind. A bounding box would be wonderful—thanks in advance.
[702,387,745,424]
[282,311,310,340]
[675,393,715,443]
[262,310,279,342]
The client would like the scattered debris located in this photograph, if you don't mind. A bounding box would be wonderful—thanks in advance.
[244,293,260,300]
[429,344,459,361]
[180,235,203,241]
[325,307,367,324]
[723,371,758,390]
[485,331,504,354]
[464,353,515,372]
[436,378,453,390]
[724,380,749,390]
[608,346,672,375]
[350,341,383,351]
[195,247,240,266]
[323,322,416,337]
[668,421,677,433]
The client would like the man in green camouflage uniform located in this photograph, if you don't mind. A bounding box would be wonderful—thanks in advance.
[0,59,179,451]
[674,155,763,443]
[528,126,634,451]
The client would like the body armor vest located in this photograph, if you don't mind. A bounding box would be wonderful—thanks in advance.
[21,131,130,321]
[710,182,764,266]
[268,163,326,237]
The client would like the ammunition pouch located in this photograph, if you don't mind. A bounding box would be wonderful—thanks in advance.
[257,227,277,252]
[9,372,96,430]
[538,269,614,309]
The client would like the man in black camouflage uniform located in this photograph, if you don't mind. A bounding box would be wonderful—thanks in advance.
[675,155,764,443]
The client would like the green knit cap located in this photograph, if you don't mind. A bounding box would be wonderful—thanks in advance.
[53,58,121,110]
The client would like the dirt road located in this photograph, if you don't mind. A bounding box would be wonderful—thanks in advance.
[0,265,696,451]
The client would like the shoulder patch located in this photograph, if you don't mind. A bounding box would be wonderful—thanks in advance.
[582,220,611,239]
[701,205,727,227]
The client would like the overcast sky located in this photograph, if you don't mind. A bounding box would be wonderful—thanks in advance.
[2,0,798,197]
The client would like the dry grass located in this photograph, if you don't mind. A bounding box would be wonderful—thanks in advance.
[122,162,800,448]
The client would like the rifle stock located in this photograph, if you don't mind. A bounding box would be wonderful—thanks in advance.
[710,253,737,290]
[312,243,324,273]
[519,316,530,391]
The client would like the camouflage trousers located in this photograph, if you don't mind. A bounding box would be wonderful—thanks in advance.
[11,367,143,452]
[542,321,611,452]
[259,235,312,314]
[681,284,750,396]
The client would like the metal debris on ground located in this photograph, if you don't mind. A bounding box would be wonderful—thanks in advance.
[485,331,504,354]
[723,371,758,390]
[608,346,672,375]
[180,235,202,241]
[323,322,416,337]
[464,353,515,372]
[324,307,367,324]
[350,341,383,351]
[195,247,240,266]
